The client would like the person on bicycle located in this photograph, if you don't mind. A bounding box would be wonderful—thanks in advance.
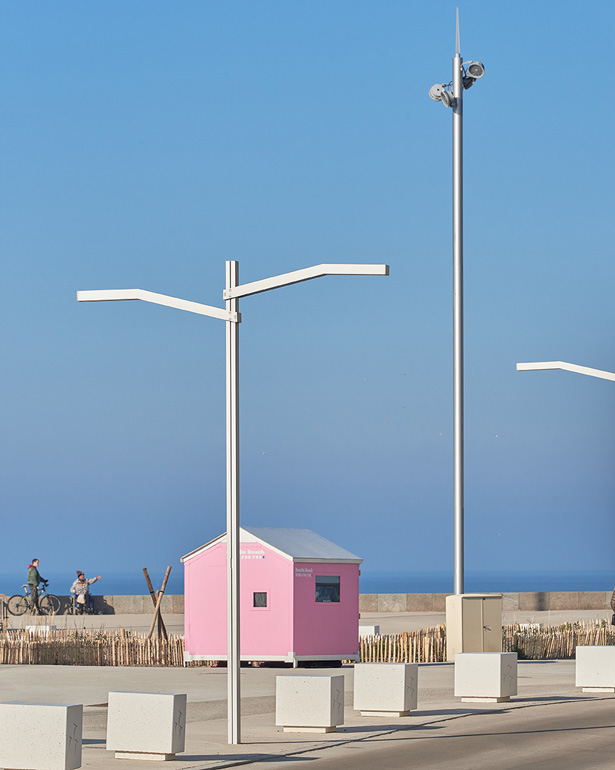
[27,558,48,614]
[70,571,102,614]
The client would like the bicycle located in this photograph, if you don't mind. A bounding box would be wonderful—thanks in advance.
[68,593,97,615]
[7,584,61,616]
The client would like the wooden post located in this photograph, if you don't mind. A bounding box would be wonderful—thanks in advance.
[143,568,168,640]
[147,567,172,640]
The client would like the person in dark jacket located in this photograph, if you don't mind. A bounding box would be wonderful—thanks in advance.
[27,558,47,613]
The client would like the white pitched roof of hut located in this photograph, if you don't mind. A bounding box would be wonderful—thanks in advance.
[181,526,362,564]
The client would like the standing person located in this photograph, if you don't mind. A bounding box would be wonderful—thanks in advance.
[70,571,102,614]
[27,559,48,614]
[611,587,615,624]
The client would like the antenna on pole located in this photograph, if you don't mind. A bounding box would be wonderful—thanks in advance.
[455,7,460,56]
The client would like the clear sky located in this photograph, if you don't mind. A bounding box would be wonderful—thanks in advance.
[1,1,613,587]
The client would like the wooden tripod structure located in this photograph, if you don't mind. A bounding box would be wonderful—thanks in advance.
[143,566,171,640]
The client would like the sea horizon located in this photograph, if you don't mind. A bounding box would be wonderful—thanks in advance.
[0,569,611,597]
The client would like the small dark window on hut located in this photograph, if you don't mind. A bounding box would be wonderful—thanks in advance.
[253,592,267,608]
[315,576,340,603]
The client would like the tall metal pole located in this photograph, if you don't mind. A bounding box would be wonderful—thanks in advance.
[225,260,241,744]
[452,12,464,595]
[78,261,387,747]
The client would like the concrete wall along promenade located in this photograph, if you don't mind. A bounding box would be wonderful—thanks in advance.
[41,590,614,615]
[46,594,187,615]
[358,591,613,613]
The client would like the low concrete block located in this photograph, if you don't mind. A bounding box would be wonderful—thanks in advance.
[354,663,418,717]
[172,593,185,614]
[405,593,435,612]
[358,594,379,612]
[377,594,407,613]
[549,592,579,611]
[502,593,519,611]
[576,646,615,692]
[455,652,517,703]
[110,595,148,614]
[358,625,380,637]
[0,702,82,770]
[106,692,187,759]
[518,592,549,611]
[276,675,344,733]
[577,592,609,611]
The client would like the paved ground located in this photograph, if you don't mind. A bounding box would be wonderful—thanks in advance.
[358,609,613,633]
[4,608,614,768]
[6,607,612,636]
[3,657,614,769]
[246,699,615,770]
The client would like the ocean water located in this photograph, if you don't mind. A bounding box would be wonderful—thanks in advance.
[359,570,614,595]
[0,569,611,597]
[0,571,185,598]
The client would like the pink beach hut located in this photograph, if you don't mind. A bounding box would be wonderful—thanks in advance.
[181,526,362,666]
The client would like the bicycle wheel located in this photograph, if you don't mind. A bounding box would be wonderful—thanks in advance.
[7,595,29,616]
[45,594,61,614]
[39,595,59,615]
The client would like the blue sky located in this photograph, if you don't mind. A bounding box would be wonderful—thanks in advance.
[1,1,613,589]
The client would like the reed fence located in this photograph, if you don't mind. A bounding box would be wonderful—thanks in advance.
[0,621,612,666]
[359,621,615,663]
[359,625,447,663]
[503,621,615,660]
[0,629,201,667]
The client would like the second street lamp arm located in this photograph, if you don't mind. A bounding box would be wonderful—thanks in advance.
[223,263,389,300]
[517,361,615,382]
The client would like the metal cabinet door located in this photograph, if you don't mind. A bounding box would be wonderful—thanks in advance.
[462,596,484,651]
[482,596,503,652]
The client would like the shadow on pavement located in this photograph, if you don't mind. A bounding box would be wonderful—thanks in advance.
[180,754,304,763]
[516,695,589,703]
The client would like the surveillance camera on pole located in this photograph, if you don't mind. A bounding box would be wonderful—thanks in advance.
[427,10,485,597]
[464,60,485,79]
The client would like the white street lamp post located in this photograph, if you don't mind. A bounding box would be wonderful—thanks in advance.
[517,360,615,382]
[78,260,388,745]
[429,10,485,594]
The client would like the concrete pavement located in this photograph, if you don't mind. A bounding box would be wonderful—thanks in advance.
[2,656,613,769]
[358,608,613,633]
[6,607,612,636]
[245,699,615,770]
[4,608,614,768]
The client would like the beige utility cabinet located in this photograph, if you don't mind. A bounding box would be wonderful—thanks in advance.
[446,593,503,661]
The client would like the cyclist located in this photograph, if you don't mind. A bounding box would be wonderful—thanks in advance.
[70,571,102,614]
[27,558,48,614]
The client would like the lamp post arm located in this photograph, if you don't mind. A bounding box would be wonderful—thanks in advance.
[223,263,389,300]
[77,289,240,323]
[516,361,615,382]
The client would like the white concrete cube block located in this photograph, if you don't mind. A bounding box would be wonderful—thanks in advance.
[359,625,380,637]
[354,663,418,716]
[276,675,344,733]
[0,702,82,770]
[576,646,615,692]
[106,692,187,760]
[455,652,517,702]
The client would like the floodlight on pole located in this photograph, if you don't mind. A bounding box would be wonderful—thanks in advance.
[78,260,388,745]
[429,9,485,595]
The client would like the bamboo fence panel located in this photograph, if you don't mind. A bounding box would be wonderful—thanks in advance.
[0,621,612,667]
[358,621,614,663]
[0,629,211,667]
